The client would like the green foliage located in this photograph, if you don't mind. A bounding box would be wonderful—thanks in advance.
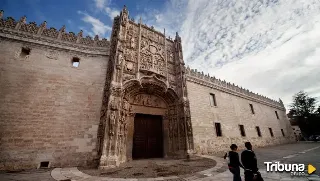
[289,91,318,117]
[289,91,320,136]
[317,106,320,115]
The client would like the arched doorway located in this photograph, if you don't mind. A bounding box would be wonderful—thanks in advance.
[122,77,179,161]
[99,76,193,168]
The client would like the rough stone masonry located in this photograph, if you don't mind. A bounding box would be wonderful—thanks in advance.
[0,7,295,170]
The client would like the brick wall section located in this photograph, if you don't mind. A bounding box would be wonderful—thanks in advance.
[0,40,108,170]
[187,81,295,155]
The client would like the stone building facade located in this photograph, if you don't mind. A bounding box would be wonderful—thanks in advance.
[0,7,294,170]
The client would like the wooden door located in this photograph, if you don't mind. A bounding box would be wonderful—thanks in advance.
[132,114,163,159]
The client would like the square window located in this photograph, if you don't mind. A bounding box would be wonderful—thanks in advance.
[72,57,80,67]
[20,47,30,58]
[40,161,49,168]
[215,122,222,137]
[239,125,246,137]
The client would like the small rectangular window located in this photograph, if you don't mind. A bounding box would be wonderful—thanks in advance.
[40,161,49,168]
[281,129,285,137]
[275,111,279,119]
[215,123,222,137]
[239,125,246,137]
[269,128,274,137]
[209,93,217,106]
[20,47,30,58]
[72,57,80,67]
[249,104,255,114]
[256,126,262,137]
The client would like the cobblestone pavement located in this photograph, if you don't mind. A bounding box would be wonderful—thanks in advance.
[50,155,227,181]
[0,169,55,181]
[1,142,320,181]
[79,156,216,178]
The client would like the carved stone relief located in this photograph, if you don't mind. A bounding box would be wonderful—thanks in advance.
[125,62,134,71]
[121,8,128,26]
[140,38,166,76]
[124,50,137,62]
[140,52,153,70]
[120,23,138,77]
[122,99,131,112]
[109,111,116,136]
[117,52,124,67]
[131,94,166,108]
[122,74,135,83]
[109,97,119,110]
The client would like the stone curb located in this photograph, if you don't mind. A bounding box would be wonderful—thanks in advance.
[50,155,227,181]
[51,168,71,181]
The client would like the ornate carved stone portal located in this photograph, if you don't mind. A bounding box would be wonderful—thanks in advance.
[98,6,194,169]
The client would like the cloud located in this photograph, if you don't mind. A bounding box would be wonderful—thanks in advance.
[133,0,188,37]
[92,0,120,20]
[172,0,320,110]
[67,19,72,25]
[139,0,320,110]
[213,19,320,109]
[105,7,120,20]
[94,0,108,10]
[78,11,111,37]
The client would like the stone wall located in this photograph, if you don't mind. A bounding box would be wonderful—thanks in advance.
[186,78,295,155]
[0,39,109,170]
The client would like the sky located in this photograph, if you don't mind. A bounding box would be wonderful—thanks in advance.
[1,0,320,111]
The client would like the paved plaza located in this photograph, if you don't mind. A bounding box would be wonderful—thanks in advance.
[79,156,217,178]
[1,142,320,181]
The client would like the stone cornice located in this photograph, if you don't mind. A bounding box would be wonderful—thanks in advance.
[0,12,110,55]
[0,27,109,55]
[186,75,285,111]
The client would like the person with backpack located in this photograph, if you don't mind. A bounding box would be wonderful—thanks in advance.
[224,144,245,181]
[241,142,263,181]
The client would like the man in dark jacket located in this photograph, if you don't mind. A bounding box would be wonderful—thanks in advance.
[241,142,259,181]
[225,144,245,181]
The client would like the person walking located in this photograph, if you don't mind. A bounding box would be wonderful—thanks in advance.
[241,142,263,181]
[224,144,245,181]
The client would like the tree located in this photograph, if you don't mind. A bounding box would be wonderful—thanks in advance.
[316,106,320,115]
[289,91,318,117]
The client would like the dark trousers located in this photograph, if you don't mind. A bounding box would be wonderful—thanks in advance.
[244,170,254,181]
[229,167,242,181]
